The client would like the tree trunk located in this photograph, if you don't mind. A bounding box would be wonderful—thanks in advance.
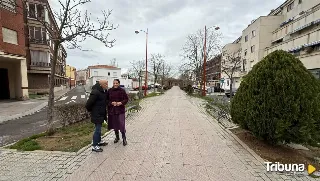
[47,42,59,135]
[229,77,233,99]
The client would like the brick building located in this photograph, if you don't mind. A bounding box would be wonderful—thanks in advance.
[25,0,67,94]
[206,54,222,87]
[0,0,29,100]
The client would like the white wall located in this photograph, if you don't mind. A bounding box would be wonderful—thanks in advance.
[89,68,121,79]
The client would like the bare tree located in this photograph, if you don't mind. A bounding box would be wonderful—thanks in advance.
[129,60,145,98]
[18,0,117,134]
[149,54,164,92]
[160,61,172,92]
[181,28,222,90]
[221,49,242,99]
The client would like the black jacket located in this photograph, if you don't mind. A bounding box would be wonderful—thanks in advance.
[85,85,108,124]
[91,82,100,90]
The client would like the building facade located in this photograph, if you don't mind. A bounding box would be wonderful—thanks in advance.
[25,0,68,94]
[206,54,221,87]
[265,0,320,78]
[66,65,76,86]
[222,0,320,89]
[86,65,122,88]
[0,0,29,100]
[76,69,87,85]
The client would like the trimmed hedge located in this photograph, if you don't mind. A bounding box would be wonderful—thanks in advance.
[55,102,89,126]
[231,50,320,145]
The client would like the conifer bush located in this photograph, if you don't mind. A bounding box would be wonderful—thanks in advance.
[231,50,320,145]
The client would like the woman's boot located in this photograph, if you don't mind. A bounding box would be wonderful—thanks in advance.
[114,130,120,143]
[122,132,127,146]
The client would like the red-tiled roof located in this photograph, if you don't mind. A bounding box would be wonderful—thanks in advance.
[88,65,119,69]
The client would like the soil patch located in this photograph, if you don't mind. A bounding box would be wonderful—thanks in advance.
[230,127,320,169]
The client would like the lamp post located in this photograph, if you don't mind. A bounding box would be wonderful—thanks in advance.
[202,25,220,97]
[135,29,148,97]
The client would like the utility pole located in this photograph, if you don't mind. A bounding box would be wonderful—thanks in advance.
[202,26,207,96]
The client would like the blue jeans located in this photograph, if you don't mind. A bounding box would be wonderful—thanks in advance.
[93,123,102,146]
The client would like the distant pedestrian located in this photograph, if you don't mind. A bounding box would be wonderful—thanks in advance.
[86,79,109,152]
[69,84,72,90]
[107,79,129,146]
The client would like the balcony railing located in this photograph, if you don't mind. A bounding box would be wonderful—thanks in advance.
[29,38,50,45]
[30,61,51,67]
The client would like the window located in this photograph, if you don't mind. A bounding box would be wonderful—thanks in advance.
[251,45,255,53]
[30,50,50,66]
[252,30,256,37]
[2,27,18,45]
[27,3,45,20]
[244,49,247,56]
[245,35,248,42]
[94,71,98,76]
[287,2,294,12]
[113,72,117,77]
[243,59,246,71]
[1,0,15,11]
[29,26,47,44]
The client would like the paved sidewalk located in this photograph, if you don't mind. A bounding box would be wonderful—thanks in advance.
[0,88,72,123]
[65,87,316,181]
[0,87,317,180]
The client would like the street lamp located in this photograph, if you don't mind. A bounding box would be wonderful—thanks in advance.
[135,29,148,97]
[202,25,220,96]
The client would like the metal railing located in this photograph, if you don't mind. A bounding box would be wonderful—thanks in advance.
[30,61,51,67]
[29,39,50,45]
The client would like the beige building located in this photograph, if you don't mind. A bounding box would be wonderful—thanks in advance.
[265,0,320,78]
[221,38,242,90]
[221,0,320,90]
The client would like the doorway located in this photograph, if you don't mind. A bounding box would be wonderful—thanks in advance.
[0,68,10,99]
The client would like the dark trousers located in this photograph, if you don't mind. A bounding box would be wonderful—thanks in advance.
[115,130,126,139]
[93,123,102,146]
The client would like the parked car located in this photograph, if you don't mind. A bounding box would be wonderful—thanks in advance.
[225,88,237,97]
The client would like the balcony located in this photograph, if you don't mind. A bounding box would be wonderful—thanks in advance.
[30,61,51,67]
[29,39,49,45]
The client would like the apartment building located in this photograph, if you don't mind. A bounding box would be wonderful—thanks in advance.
[0,0,29,100]
[265,0,320,78]
[86,65,122,88]
[25,0,68,93]
[206,54,221,87]
[221,0,320,90]
[66,65,76,86]
[221,37,242,90]
[76,69,87,85]
[241,16,284,71]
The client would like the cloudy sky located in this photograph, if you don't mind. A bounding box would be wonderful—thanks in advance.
[51,0,285,74]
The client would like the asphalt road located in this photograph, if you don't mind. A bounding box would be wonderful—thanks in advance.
[0,86,87,147]
[55,85,88,105]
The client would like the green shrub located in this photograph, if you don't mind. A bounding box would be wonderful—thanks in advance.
[185,84,194,94]
[231,50,320,145]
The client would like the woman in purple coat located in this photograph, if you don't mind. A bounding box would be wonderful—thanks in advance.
[107,79,129,146]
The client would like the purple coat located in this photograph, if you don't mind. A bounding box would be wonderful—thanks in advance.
[107,87,129,115]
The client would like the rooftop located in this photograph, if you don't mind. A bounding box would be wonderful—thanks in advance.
[88,65,120,69]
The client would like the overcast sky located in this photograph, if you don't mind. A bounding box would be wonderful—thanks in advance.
[51,0,285,74]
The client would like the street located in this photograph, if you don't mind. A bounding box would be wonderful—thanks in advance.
[0,86,87,147]
[55,85,89,105]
